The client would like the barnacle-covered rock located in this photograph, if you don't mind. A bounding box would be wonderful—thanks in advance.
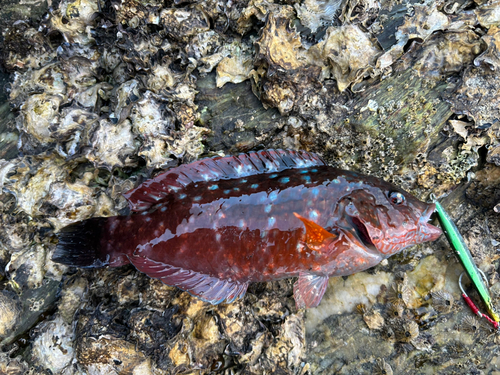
[57,275,88,324]
[86,119,139,170]
[18,94,63,146]
[399,31,482,79]
[253,312,305,373]
[216,47,253,87]
[31,315,75,373]
[396,4,450,44]
[76,336,153,374]
[312,24,382,91]
[235,0,291,35]
[129,91,176,169]
[0,354,28,375]
[7,244,47,290]
[295,0,343,33]
[253,13,322,113]
[475,1,500,28]
[450,67,500,128]
[0,290,22,338]
[52,108,100,159]
[6,156,69,217]
[48,0,99,45]
[160,7,210,42]
[474,26,500,70]
[2,21,55,70]
[5,0,500,372]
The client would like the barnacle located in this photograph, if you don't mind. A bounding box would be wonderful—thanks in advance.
[374,358,393,375]
[363,309,385,330]
[431,290,454,313]
[381,326,396,342]
[460,315,483,334]
[386,301,406,319]
[394,319,419,343]
[387,281,412,307]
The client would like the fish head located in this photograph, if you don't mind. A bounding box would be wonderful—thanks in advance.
[336,183,442,257]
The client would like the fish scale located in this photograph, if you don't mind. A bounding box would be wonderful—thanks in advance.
[53,150,442,308]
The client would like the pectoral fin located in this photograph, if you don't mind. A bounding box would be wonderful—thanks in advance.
[293,272,329,309]
[294,212,337,251]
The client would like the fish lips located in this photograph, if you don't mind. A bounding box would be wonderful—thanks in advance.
[418,203,442,242]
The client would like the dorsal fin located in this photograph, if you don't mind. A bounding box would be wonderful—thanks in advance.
[124,149,326,211]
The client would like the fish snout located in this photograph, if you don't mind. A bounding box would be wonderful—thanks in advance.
[419,203,442,242]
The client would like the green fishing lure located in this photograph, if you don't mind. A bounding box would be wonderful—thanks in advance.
[432,196,499,323]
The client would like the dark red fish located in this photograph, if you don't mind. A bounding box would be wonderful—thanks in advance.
[53,150,441,308]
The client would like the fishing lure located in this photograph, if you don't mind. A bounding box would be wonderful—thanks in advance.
[53,150,442,308]
[432,196,500,323]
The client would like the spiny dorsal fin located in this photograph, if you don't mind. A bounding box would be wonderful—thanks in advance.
[293,212,337,251]
[125,149,326,211]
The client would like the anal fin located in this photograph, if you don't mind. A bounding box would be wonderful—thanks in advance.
[130,255,248,304]
[293,272,329,309]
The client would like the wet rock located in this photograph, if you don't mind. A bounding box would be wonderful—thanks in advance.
[0,290,22,338]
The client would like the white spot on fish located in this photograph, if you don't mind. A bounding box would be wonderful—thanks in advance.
[179,193,187,199]
[309,210,319,220]
[240,179,247,183]
[209,184,218,190]
[141,211,149,215]
[239,219,246,228]
[302,175,311,183]
[269,191,278,201]
[268,217,276,227]
[194,196,202,201]
[233,187,240,192]
[333,179,340,184]
[269,173,278,179]
[145,217,151,222]
[251,183,259,189]
[161,206,167,212]
[311,169,318,173]
[265,204,272,213]
[280,177,290,183]
[224,189,231,194]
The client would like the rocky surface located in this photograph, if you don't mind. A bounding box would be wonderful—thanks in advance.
[1,0,500,374]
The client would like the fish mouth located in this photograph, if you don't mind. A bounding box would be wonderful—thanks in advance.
[419,203,442,241]
[350,216,378,252]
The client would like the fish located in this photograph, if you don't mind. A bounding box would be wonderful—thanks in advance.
[53,150,442,308]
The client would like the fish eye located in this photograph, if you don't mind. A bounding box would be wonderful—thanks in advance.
[389,191,405,205]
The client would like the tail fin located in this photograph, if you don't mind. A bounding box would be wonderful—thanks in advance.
[53,217,110,268]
